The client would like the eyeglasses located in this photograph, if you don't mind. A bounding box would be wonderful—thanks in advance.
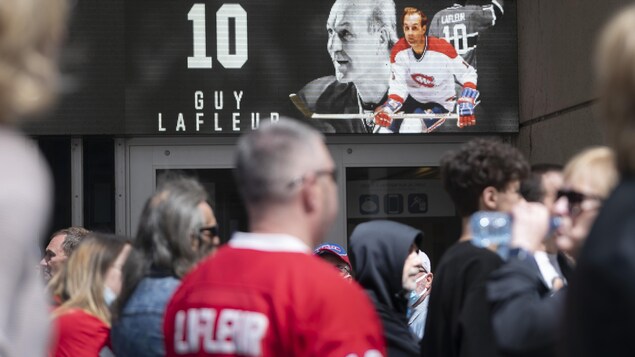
[335,263,352,278]
[287,168,337,188]
[195,225,220,251]
[556,189,603,216]
[199,225,218,238]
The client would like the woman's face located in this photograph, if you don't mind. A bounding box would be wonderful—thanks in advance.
[552,176,604,258]
[104,244,132,295]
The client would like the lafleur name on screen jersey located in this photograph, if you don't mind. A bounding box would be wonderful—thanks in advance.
[163,232,386,357]
[387,36,477,112]
[428,1,504,66]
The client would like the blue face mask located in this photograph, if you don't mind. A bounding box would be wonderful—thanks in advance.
[408,289,422,307]
[103,286,117,306]
[406,284,428,318]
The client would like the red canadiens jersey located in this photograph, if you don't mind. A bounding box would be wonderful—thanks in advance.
[388,36,477,112]
[51,309,110,357]
[428,1,504,66]
[164,232,386,357]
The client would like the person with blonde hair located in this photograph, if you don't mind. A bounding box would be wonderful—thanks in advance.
[487,146,617,357]
[49,234,131,356]
[552,147,618,259]
[0,0,68,355]
[563,5,635,356]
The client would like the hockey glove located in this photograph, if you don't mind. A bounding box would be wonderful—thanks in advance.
[374,99,403,127]
[457,87,480,128]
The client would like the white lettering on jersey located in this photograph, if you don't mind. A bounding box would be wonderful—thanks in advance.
[345,350,384,357]
[441,12,466,24]
[173,308,269,356]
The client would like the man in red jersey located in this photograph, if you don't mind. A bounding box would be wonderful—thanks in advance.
[164,118,385,357]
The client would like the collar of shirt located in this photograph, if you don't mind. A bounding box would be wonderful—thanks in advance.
[534,251,566,289]
[228,231,312,254]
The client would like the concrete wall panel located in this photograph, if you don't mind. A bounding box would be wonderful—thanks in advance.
[516,103,605,164]
[518,0,629,122]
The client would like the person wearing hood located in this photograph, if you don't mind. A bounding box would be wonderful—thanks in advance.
[350,220,424,356]
[408,251,433,340]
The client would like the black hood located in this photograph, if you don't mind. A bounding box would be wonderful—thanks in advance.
[349,220,423,313]
[349,220,423,356]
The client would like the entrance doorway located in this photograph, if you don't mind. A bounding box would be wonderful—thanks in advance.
[122,137,471,268]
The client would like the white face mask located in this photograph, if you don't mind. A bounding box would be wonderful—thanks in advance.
[103,286,117,306]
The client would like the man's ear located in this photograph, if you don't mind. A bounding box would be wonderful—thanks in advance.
[300,177,319,214]
[378,27,389,47]
[425,273,433,288]
[480,186,498,210]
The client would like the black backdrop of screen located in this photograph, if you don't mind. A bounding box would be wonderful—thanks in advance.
[23,0,517,135]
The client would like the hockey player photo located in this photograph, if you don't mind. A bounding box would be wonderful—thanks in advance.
[123,0,517,136]
[374,7,479,133]
[290,0,517,135]
[294,0,398,133]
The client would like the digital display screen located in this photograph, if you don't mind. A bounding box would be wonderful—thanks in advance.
[28,0,517,135]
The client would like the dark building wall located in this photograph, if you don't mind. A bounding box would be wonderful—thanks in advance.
[516,0,630,164]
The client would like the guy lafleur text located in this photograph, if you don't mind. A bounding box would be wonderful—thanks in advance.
[157,90,279,132]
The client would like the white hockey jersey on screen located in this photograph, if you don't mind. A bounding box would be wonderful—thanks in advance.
[387,36,477,112]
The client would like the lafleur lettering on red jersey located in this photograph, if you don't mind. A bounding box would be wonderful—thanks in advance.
[173,308,269,355]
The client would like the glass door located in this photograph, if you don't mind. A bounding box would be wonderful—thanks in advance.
[123,137,471,267]
[124,138,242,243]
[335,140,470,269]
[345,166,460,270]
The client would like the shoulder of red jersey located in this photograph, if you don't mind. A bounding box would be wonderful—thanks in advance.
[427,36,459,59]
[390,38,411,63]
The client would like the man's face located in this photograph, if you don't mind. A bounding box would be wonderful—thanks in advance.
[402,244,422,291]
[326,0,384,82]
[319,253,352,280]
[541,171,564,210]
[39,234,67,281]
[495,180,524,213]
[403,13,426,48]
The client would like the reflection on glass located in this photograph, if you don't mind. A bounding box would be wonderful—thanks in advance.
[346,167,461,270]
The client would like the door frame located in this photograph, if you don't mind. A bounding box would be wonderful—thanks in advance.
[118,135,487,245]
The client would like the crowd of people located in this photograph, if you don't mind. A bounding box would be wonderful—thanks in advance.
[1,0,635,356]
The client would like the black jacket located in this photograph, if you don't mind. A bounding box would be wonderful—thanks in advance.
[487,252,573,357]
[349,220,423,357]
[298,76,383,133]
[421,241,503,357]
[562,179,635,356]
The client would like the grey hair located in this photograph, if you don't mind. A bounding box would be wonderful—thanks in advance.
[234,118,324,206]
[368,0,398,48]
[58,227,91,257]
[135,174,208,278]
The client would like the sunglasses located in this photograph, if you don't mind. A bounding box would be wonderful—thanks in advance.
[556,189,603,216]
[193,225,220,253]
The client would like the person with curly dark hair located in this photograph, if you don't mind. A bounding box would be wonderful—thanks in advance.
[421,138,529,357]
